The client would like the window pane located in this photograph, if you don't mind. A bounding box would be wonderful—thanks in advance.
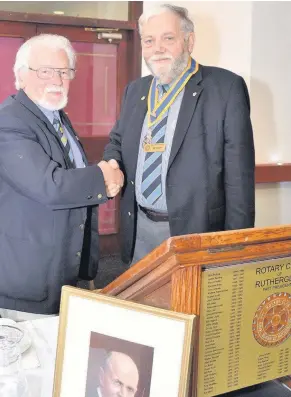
[0,1,128,21]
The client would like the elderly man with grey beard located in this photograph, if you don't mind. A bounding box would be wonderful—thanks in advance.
[103,4,255,267]
[0,34,124,320]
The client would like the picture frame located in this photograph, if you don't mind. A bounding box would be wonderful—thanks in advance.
[53,286,196,397]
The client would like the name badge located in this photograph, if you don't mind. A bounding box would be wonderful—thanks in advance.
[143,143,166,153]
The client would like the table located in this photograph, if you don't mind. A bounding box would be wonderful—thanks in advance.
[25,316,59,397]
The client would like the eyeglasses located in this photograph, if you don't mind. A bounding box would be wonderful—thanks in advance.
[28,67,76,80]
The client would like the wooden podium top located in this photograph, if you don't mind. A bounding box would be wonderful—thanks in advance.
[101,224,291,315]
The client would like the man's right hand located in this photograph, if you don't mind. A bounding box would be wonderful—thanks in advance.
[97,160,124,197]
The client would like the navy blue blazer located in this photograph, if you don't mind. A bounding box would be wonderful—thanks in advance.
[0,90,107,314]
[104,65,255,264]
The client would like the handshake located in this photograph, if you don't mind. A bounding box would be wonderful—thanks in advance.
[98,159,124,198]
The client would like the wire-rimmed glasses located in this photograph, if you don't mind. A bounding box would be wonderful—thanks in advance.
[28,66,76,80]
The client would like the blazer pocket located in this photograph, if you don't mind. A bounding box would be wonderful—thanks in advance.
[0,234,52,301]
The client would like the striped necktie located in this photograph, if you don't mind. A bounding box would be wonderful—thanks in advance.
[141,84,168,205]
[52,112,75,166]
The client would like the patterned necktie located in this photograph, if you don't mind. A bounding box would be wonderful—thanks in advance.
[52,112,75,165]
[141,84,168,205]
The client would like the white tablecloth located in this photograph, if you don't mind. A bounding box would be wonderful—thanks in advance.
[24,316,59,397]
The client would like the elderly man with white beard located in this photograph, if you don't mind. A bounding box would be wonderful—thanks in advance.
[0,34,124,320]
[103,4,255,266]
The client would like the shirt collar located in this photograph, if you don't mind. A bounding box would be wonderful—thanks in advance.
[36,103,59,124]
[157,82,169,93]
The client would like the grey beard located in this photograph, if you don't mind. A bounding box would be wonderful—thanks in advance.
[37,94,68,111]
[146,51,190,84]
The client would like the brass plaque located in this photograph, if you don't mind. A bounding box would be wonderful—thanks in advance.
[197,257,291,397]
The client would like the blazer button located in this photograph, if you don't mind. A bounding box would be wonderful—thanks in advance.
[97,193,103,199]
[128,212,131,216]
[87,195,93,200]
[131,181,134,185]
[79,224,85,230]
[76,251,81,258]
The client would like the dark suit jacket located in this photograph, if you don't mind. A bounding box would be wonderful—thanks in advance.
[104,65,255,264]
[0,90,107,314]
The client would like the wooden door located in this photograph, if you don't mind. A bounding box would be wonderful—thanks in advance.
[66,41,119,236]
[0,22,36,102]
[68,43,118,138]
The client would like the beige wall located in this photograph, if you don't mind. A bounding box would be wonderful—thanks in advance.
[142,1,253,86]
[142,1,291,228]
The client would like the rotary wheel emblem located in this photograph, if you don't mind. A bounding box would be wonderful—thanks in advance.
[252,292,291,347]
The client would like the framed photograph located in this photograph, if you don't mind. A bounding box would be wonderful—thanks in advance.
[53,286,196,397]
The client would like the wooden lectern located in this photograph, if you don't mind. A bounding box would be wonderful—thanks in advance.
[101,225,291,396]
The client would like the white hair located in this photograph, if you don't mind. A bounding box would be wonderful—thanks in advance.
[13,34,76,90]
[138,4,194,36]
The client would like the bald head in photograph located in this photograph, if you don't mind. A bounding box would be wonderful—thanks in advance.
[98,351,139,397]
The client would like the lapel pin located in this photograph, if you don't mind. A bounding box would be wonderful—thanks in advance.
[193,92,197,97]
[141,96,146,100]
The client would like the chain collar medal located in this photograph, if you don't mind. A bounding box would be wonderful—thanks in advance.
[143,58,199,152]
